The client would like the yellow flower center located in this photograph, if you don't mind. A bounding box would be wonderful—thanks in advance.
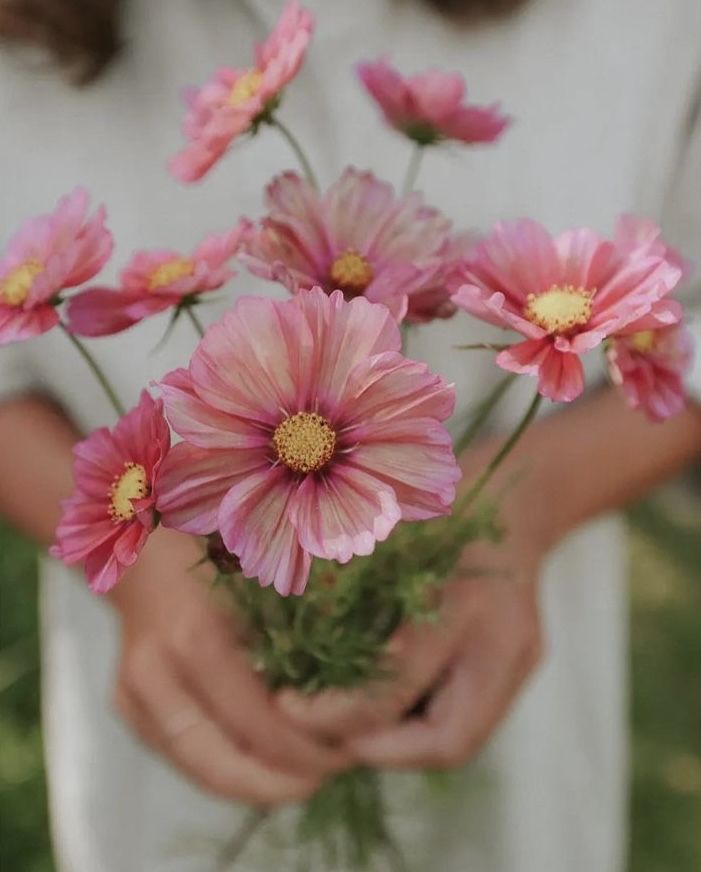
[0,260,43,307]
[629,330,656,354]
[524,285,593,334]
[329,249,374,297]
[148,258,195,291]
[273,412,336,475]
[229,69,264,107]
[108,462,149,523]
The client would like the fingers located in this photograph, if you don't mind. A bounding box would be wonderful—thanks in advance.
[173,619,350,777]
[278,613,468,741]
[348,590,543,770]
[115,645,320,806]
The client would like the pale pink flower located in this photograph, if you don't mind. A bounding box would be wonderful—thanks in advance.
[169,0,314,182]
[51,392,170,593]
[606,323,693,422]
[615,214,693,280]
[156,288,460,596]
[452,219,683,402]
[242,168,457,323]
[357,58,510,147]
[66,224,249,337]
[0,188,112,345]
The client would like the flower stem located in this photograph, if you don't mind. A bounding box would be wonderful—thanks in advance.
[453,373,516,456]
[401,144,425,196]
[184,305,205,339]
[215,809,269,870]
[269,117,318,190]
[60,324,125,417]
[455,389,542,515]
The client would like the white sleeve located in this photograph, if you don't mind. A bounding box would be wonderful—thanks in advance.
[661,91,701,399]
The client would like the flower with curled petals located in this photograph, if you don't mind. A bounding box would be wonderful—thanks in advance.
[452,218,683,402]
[357,59,510,147]
[0,188,112,345]
[241,168,459,323]
[51,392,170,593]
[66,224,249,337]
[169,0,314,182]
[155,288,460,596]
[606,323,693,422]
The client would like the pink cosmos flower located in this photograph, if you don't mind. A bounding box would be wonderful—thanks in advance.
[66,225,249,337]
[51,392,170,593]
[606,323,693,422]
[155,288,460,596]
[357,59,510,147]
[452,219,683,402]
[169,0,314,182]
[241,168,458,323]
[0,188,112,345]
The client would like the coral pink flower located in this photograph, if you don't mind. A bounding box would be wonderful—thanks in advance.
[452,219,683,402]
[606,323,693,422]
[51,392,170,593]
[169,0,314,182]
[242,168,458,323]
[155,288,460,596]
[0,188,112,345]
[66,225,249,337]
[357,59,510,147]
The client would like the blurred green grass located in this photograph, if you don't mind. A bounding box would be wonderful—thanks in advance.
[1,493,699,872]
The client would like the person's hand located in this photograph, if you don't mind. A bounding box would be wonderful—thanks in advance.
[109,527,351,806]
[278,532,543,769]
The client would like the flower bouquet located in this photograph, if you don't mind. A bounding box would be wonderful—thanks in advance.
[1,2,694,869]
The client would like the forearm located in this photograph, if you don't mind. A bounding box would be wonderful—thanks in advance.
[0,395,80,548]
[463,386,701,554]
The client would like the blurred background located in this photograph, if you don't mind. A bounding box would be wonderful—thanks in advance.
[1,481,700,872]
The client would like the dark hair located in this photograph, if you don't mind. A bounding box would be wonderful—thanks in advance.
[0,0,529,84]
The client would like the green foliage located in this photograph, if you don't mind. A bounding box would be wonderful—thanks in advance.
[228,505,500,695]
[0,522,54,872]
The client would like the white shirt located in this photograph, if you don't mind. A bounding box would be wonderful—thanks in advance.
[0,1,699,870]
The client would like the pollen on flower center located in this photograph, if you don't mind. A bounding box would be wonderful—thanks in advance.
[108,462,149,523]
[524,285,593,334]
[329,249,374,297]
[273,412,336,474]
[0,259,44,307]
[148,258,195,291]
[229,69,264,107]
[629,330,656,354]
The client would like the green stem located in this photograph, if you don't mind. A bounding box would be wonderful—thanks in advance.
[184,305,205,339]
[401,144,425,196]
[269,117,318,190]
[216,809,269,870]
[60,324,125,417]
[453,373,516,456]
[455,390,542,515]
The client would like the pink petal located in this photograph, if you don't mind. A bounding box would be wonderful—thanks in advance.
[156,442,266,534]
[189,295,310,423]
[159,368,269,450]
[290,465,401,563]
[297,288,402,412]
[0,304,60,345]
[337,351,455,435]
[66,288,143,337]
[218,465,312,596]
[344,419,460,521]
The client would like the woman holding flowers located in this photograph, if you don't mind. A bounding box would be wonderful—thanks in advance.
[0,1,700,871]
